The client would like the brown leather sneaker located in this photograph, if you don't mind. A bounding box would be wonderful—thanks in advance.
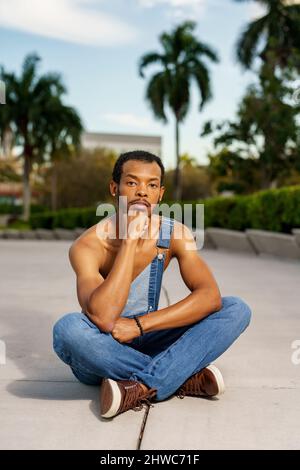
[100,378,157,419]
[176,364,225,399]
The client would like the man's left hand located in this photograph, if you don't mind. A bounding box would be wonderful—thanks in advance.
[111,317,140,343]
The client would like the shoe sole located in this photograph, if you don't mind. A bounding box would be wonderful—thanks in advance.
[206,364,225,395]
[100,378,122,418]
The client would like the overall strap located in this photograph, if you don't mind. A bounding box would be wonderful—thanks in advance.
[156,215,174,249]
[147,216,174,312]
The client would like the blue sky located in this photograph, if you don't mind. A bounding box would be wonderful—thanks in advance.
[0,0,266,169]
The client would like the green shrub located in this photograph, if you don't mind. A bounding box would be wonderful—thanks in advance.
[28,185,300,233]
[200,185,300,233]
[0,204,46,215]
[30,211,56,229]
[29,206,107,229]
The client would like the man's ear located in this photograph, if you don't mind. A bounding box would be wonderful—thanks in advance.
[159,186,165,202]
[110,181,119,197]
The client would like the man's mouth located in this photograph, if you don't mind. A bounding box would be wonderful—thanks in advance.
[130,201,150,207]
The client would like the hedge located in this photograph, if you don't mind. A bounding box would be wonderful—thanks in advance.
[0,204,46,215]
[28,185,300,234]
[30,207,108,230]
[199,185,300,233]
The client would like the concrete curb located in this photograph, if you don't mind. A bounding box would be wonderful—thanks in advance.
[292,228,300,249]
[35,228,57,240]
[53,228,77,240]
[189,227,216,250]
[74,227,86,237]
[0,228,85,240]
[20,230,39,239]
[1,229,22,239]
[246,229,300,260]
[1,226,300,260]
[206,227,257,254]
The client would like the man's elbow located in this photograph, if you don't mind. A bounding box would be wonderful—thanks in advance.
[202,287,222,312]
[212,292,222,312]
[85,301,115,333]
[96,319,115,333]
[87,312,115,333]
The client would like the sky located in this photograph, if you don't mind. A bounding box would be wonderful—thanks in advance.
[0,0,268,170]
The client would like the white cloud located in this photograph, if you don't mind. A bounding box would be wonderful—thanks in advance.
[245,0,300,20]
[102,112,159,129]
[0,0,137,46]
[248,1,267,20]
[246,0,300,22]
[139,0,203,6]
[138,0,206,19]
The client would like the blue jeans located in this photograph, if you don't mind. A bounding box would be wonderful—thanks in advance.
[53,296,251,401]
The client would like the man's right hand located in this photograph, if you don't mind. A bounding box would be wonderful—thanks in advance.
[124,207,149,241]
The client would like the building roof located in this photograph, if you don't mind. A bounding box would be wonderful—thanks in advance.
[82,131,161,145]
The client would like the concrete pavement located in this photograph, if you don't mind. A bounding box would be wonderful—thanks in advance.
[0,240,299,449]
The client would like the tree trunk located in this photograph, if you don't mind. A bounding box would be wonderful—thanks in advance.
[259,156,272,189]
[260,171,271,189]
[22,154,31,221]
[259,57,277,190]
[51,164,57,211]
[173,117,182,200]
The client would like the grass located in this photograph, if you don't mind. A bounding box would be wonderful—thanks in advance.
[0,220,31,230]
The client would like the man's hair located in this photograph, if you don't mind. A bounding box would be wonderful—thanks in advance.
[112,150,165,186]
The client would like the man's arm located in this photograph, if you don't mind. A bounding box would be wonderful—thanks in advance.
[69,236,139,333]
[140,223,222,333]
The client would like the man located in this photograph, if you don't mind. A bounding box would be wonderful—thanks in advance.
[53,150,251,419]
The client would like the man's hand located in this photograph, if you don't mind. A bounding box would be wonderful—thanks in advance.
[111,317,141,343]
[126,206,149,240]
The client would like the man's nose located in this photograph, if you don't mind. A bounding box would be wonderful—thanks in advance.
[136,186,148,196]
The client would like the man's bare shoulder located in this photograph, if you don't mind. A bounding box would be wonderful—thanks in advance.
[71,215,114,250]
[69,221,109,274]
[170,220,197,259]
[71,225,99,251]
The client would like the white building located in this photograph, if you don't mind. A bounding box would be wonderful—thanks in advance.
[81,132,162,158]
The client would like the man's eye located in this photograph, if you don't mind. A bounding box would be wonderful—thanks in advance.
[127,181,136,185]
[150,184,158,188]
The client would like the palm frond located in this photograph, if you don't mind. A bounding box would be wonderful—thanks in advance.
[186,42,219,64]
[145,71,168,122]
[138,52,166,77]
[190,60,212,109]
[21,53,41,92]
[235,15,268,68]
[167,67,190,121]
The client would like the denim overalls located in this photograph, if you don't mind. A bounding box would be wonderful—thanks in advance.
[53,215,252,401]
[119,215,175,340]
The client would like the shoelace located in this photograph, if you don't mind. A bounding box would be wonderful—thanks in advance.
[176,390,186,399]
[122,385,157,413]
[176,373,205,399]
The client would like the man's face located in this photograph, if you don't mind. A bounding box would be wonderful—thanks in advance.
[116,160,164,215]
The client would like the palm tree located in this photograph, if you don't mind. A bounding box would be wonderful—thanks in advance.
[36,96,83,211]
[232,1,300,187]
[234,0,300,71]
[0,53,82,220]
[138,21,219,200]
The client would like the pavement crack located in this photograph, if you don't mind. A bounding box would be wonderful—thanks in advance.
[136,403,152,450]
[136,284,170,450]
